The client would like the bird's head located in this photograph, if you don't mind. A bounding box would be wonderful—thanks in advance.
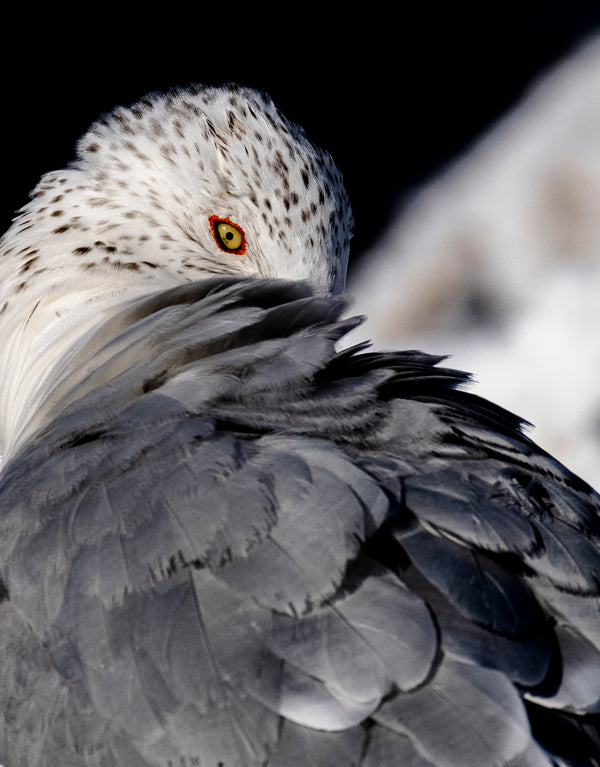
[0,84,352,307]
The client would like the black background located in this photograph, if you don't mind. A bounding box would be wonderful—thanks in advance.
[3,4,600,274]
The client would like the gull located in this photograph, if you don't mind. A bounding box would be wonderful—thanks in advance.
[1,85,600,766]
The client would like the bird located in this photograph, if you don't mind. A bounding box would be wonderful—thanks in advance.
[1,84,600,767]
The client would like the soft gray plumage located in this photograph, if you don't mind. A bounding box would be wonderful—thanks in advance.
[2,86,600,767]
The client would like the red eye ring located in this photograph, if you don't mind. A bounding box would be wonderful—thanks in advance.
[209,215,246,255]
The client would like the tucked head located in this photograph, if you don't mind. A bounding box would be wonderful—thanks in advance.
[0,84,352,305]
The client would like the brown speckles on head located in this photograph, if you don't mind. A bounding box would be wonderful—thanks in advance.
[0,83,351,303]
[19,256,40,275]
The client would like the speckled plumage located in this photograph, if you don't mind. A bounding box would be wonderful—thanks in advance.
[3,86,600,767]
[1,85,350,296]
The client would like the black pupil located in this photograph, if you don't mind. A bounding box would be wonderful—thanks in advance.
[225,231,234,240]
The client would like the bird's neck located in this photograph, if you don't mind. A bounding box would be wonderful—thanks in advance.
[0,203,188,464]
[0,278,155,464]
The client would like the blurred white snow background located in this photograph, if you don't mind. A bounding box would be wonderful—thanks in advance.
[348,33,600,489]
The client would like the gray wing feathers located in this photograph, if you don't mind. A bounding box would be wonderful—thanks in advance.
[2,278,600,765]
[373,658,533,767]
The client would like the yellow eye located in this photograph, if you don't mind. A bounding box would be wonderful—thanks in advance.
[209,216,246,254]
